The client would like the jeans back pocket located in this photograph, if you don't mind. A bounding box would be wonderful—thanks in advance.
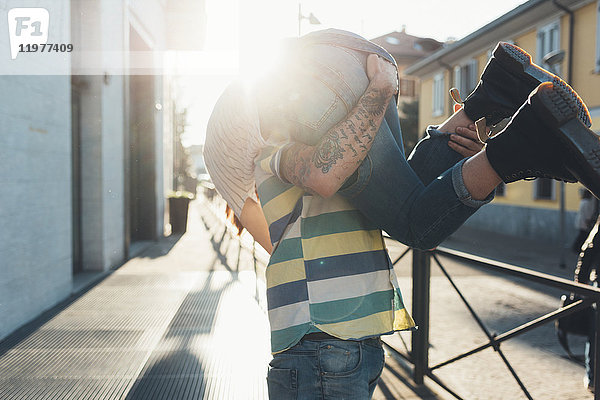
[267,367,298,399]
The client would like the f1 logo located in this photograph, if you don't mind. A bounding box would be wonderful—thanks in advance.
[7,8,49,60]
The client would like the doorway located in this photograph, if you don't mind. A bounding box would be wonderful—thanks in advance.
[128,27,158,243]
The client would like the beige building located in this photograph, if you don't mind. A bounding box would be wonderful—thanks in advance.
[371,28,443,101]
[405,0,600,243]
[370,29,444,151]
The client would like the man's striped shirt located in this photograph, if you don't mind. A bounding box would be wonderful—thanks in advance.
[255,145,415,354]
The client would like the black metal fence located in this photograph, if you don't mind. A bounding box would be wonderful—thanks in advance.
[386,246,600,400]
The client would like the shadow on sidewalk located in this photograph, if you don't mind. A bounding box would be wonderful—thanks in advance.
[375,355,442,400]
[132,233,184,260]
[200,214,247,274]
[126,269,237,399]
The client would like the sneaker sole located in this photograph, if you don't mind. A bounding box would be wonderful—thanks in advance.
[493,42,592,128]
[532,82,600,199]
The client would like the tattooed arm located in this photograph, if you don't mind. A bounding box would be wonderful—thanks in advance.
[280,54,398,198]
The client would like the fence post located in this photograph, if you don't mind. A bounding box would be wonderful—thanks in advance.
[412,249,431,384]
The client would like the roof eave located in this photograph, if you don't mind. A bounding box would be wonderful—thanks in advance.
[404,0,583,76]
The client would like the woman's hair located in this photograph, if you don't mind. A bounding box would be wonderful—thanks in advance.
[224,189,261,236]
[225,204,245,236]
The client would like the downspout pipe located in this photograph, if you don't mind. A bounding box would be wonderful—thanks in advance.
[438,59,454,117]
[552,0,574,84]
[552,0,574,270]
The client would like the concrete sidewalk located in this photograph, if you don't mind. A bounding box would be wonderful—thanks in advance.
[0,201,271,400]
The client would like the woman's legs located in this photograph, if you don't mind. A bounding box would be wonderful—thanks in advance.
[407,108,480,186]
[259,38,492,249]
[338,104,494,249]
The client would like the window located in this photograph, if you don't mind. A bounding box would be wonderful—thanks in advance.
[596,1,600,73]
[385,36,400,45]
[534,178,555,200]
[537,20,561,74]
[399,77,416,98]
[432,73,445,117]
[453,59,478,98]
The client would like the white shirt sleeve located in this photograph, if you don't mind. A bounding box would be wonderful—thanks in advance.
[203,82,266,218]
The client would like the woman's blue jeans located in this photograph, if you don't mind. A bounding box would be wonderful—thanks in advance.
[260,29,493,249]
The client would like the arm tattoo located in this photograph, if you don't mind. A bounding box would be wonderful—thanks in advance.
[282,143,312,186]
[345,143,358,157]
[312,130,344,173]
[361,88,389,116]
[280,84,392,193]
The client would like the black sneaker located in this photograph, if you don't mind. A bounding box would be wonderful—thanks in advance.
[486,81,600,199]
[463,42,591,127]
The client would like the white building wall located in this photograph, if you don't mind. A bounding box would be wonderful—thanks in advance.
[0,0,72,341]
[100,0,126,269]
[101,75,126,268]
[0,0,182,342]
[79,75,104,270]
[76,0,128,271]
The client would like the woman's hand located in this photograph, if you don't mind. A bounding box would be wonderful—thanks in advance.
[448,123,487,158]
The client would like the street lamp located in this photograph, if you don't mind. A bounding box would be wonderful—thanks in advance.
[542,49,567,268]
[298,4,320,36]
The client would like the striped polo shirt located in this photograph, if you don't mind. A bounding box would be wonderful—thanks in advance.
[255,146,415,354]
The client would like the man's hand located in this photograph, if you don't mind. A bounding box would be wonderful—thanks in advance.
[448,123,486,158]
[366,54,398,97]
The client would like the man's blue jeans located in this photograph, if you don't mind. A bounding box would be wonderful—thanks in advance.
[267,337,384,399]
[260,29,493,250]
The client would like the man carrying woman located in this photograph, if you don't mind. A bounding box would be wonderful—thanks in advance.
[204,29,599,399]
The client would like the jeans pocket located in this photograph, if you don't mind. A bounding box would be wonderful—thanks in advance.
[362,337,383,350]
[319,340,362,376]
[267,367,298,399]
[361,340,385,390]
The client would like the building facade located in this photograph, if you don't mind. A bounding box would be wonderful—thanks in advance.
[371,29,444,152]
[0,0,205,341]
[371,28,443,102]
[405,0,600,243]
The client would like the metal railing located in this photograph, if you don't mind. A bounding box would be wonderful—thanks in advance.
[199,188,269,311]
[385,246,600,400]
[199,189,600,399]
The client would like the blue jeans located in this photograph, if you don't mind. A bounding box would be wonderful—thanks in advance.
[267,337,385,399]
[586,332,595,385]
[259,29,493,250]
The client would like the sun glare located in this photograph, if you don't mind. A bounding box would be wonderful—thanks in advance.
[185,0,528,146]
